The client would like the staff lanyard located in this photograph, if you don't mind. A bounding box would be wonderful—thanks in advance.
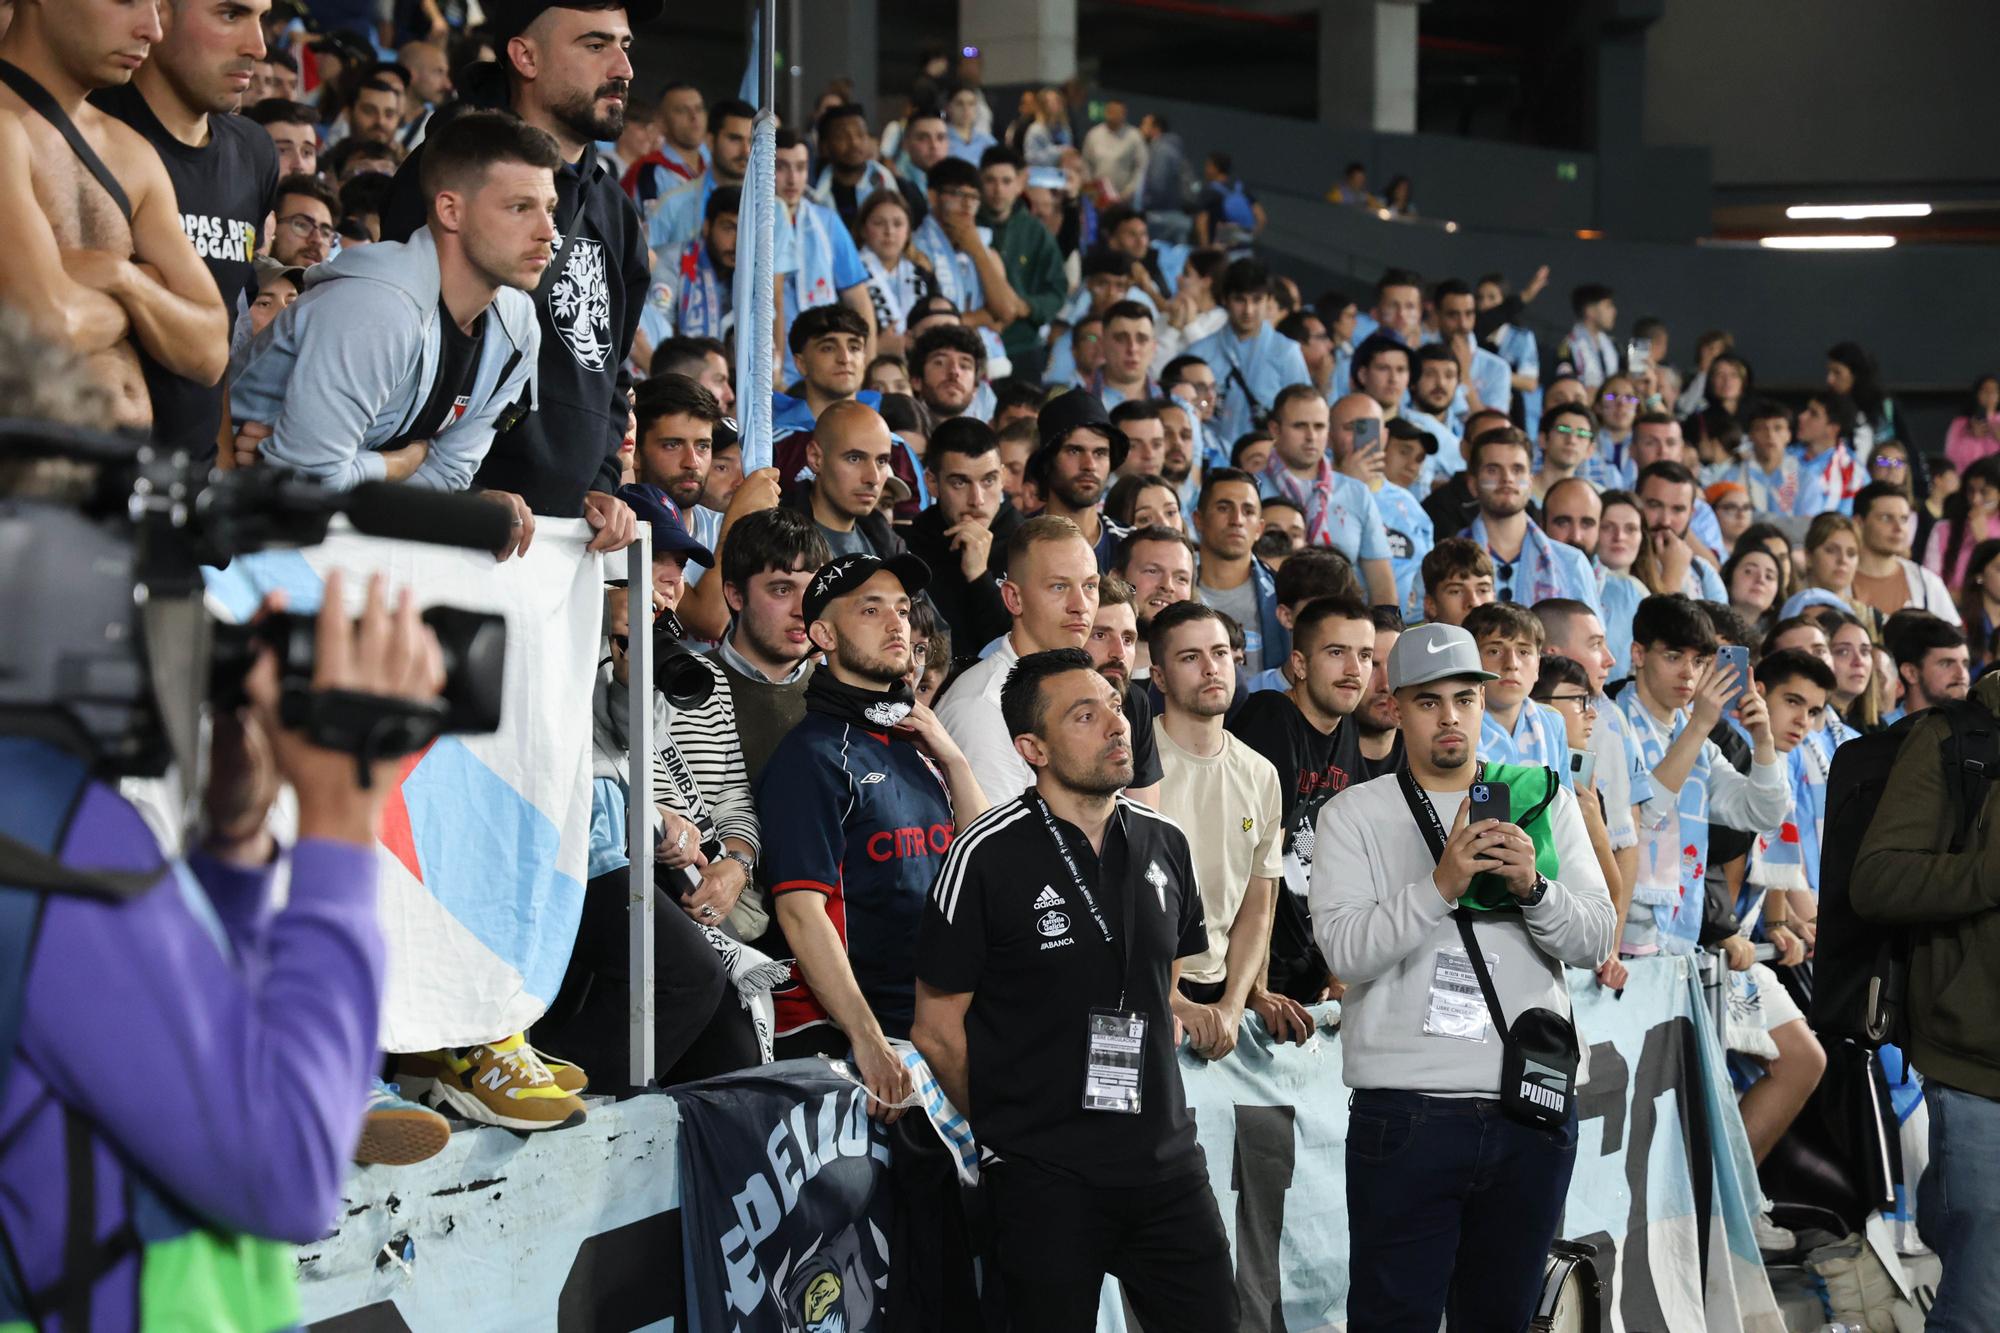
[1035,797,1135,1010]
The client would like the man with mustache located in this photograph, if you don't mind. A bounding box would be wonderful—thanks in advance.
[905,416,1022,649]
[0,0,230,434]
[1229,593,1379,1004]
[778,399,910,561]
[1028,388,1130,570]
[1111,525,1195,688]
[1314,622,1615,1332]
[915,648,1236,1333]
[1434,426,1602,617]
[93,0,278,457]
[380,0,650,554]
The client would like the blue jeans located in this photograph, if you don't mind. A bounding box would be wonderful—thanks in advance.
[1920,1081,2000,1330]
[1345,1089,1578,1332]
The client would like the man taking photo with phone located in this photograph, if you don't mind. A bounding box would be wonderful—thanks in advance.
[1312,621,1615,1330]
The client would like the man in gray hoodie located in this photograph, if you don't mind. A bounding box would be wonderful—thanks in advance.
[229,112,551,508]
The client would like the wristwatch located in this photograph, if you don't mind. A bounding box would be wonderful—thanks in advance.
[1521,874,1550,907]
[721,849,755,878]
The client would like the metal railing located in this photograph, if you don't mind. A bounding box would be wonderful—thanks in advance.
[625,526,655,1088]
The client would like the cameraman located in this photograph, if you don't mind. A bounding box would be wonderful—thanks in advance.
[0,573,443,1325]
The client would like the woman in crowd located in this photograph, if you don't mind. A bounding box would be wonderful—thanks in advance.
[1862,437,1936,555]
[1690,409,1744,483]
[1821,607,1883,732]
[1155,247,1228,368]
[1383,175,1416,218]
[1673,328,1734,418]
[1594,373,1640,465]
[1703,352,1752,426]
[1723,543,1787,643]
[1946,375,2000,474]
[1598,489,1648,584]
[865,353,911,397]
[1105,473,1187,533]
[1924,454,2000,588]
[1826,341,1900,454]
[1790,513,1881,632]
[944,84,997,165]
[854,192,939,358]
[1021,87,1072,167]
[1707,480,1753,556]
[1957,538,2000,669]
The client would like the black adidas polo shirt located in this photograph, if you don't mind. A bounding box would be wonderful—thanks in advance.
[918,791,1207,1187]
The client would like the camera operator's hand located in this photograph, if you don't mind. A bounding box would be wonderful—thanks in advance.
[654,808,706,870]
[249,572,445,847]
[205,700,281,866]
[582,491,637,553]
[231,419,272,469]
[1432,800,1497,902]
[477,489,536,560]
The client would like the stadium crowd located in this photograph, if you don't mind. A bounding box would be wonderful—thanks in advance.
[2,0,1995,1326]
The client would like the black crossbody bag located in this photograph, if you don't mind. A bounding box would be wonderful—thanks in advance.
[1395,766,1579,1132]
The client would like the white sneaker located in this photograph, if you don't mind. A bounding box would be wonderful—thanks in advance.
[1755,1210,1798,1254]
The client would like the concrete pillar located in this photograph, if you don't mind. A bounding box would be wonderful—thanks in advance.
[791,0,880,123]
[1317,0,1417,133]
[959,0,1076,87]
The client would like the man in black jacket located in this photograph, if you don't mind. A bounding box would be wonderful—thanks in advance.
[905,417,1020,652]
[380,0,652,555]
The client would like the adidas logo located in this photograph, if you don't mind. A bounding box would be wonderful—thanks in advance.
[1032,886,1065,910]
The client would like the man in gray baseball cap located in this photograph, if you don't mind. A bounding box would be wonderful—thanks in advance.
[1306,621,1616,1332]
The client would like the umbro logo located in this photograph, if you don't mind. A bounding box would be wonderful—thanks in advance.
[859,772,886,785]
[1032,886,1064,910]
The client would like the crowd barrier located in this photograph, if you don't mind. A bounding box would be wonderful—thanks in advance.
[297,955,1779,1331]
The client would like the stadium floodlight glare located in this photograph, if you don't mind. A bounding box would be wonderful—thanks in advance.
[1784,203,1931,221]
[1758,234,1898,251]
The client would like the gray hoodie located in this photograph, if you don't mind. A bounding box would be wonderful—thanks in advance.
[229,226,539,491]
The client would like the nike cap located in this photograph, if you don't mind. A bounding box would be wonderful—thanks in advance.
[1386,622,1499,692]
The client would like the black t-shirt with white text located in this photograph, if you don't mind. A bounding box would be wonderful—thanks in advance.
[91,86,278,457]
[917,793,1207,1187]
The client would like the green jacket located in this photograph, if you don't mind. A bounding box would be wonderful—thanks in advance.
[977,204,1068,360]
[1465,762,1563,913]
[1853,672,2000,1098]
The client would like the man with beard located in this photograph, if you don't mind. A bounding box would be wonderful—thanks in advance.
[1314,621,1614,1332]
[1353,606,1407,769]
[1188,257,1309,441]
[705,508,829,782]
[938,516,1163,808]
[1422,408,1510,540]
[645,95,751,256]
[1150,601,1313,1061]
[1257,385,1398,608]
[811,101,925,231]
[1435,427,1601,616]
[632,372,718,515]
[1429,277,1510,417]
[758,553,988,1106]
[92,0,278,457]
[916,647,1234,1333]
[1193,467,1279,675]
[1402,342,1463,468]
[644,184,740,350]
[1029,389,1130,569]
[1087,576,1143,693]
[622,80,707,207]
[1636,460,1728,601]
[913,322,986,423]
[1113,525,1196,687]
[1157,397,1202,517]
[380,0,649,554]
[1542,476,1601,557]
[229,113,551,497]
[1229,594,1378,1003]
[905,416,1022,649]
[0,0,231,433]
[1628,413,1724,551]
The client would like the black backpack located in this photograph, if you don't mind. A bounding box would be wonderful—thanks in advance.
[1813,699,2000,1046]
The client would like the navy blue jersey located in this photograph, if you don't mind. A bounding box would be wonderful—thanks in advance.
[757,712,955,1038]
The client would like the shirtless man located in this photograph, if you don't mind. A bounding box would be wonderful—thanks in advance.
[0,0,228,431]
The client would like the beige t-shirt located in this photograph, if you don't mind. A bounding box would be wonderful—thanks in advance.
[1153,721,1285,985]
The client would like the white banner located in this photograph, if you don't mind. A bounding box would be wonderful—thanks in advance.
[207,519,601,1051]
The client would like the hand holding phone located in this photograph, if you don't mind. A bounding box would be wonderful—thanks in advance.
[1626,338,1653,374]
[1351,417,1382,453]
[1468,780,1512,827]
[1715,644,1750,712]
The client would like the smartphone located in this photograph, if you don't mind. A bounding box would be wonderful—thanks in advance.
[1626,339,1653,374]
[1568,748,1597,791]
[1468,780,1511,828]
[1715,644,1751,710]
[1351,417,1382,453]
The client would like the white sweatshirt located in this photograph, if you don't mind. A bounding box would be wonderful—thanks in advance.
[1311,772,1617,1095]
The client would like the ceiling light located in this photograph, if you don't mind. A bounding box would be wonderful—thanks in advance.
[1758,234,1897,250]
[1784,203,1931,220]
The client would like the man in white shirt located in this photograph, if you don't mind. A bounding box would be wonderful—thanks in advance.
[1082,99,1148,202]
[1312,622,1615,1332]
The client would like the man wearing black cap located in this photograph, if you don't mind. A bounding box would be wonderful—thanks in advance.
[756,553,988,1109]
[380,0,655,548]
[1030,388,1130,572]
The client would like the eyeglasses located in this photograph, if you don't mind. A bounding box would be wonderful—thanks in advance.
[280,212,336,242]
[1600,393,1639,407]
[1552,424,1596,442]
[1545,692,1598,714]
[1177,382,1216,402]
[1076,332,1101,345]
[1871,457,1908,471]
[1715,501,1751,516]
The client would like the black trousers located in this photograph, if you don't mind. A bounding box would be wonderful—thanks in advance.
[536,868,762,1095]
[984,1160,1237,1332]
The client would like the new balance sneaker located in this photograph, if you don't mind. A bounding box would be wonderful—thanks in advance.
[527,1043,588,1096]
[423,1035,586,1132]
[355,1079,452,1166]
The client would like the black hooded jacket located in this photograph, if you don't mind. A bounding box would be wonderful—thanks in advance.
[903,500,1021,652]
[382,64,648,517]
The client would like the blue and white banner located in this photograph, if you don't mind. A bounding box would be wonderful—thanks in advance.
[207,519,602,1051]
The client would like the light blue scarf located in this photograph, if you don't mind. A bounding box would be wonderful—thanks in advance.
[781,198,839,315]
[812,159,901,212]
[674,239,727,339]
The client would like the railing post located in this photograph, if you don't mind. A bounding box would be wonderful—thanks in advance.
[626,528,656,1089]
